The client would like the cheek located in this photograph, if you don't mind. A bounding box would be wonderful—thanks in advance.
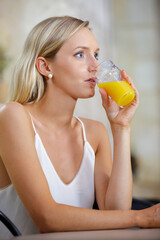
[53,67,77,94]
[54,63,85,83]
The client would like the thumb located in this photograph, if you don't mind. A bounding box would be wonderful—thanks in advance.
[99,88,107,99]
[99,88,110,107]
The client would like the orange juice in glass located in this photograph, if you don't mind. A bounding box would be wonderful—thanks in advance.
[97,60,136,107]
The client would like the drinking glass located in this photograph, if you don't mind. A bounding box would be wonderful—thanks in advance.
[97,60,136,107]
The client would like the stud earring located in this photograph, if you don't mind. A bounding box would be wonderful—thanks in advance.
[48,73,53,79]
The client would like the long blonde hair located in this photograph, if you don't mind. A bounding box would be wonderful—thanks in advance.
[8,16,89,104]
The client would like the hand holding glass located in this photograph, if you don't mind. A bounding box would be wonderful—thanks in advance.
[97,60,136,107]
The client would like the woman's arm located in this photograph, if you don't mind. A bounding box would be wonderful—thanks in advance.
[96,70,139,210]
[94,122,132,210]
[0,102,134,231]
[0,102,159,232]
[105,125,132,210]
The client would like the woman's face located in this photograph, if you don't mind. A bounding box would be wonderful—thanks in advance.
[49,27,99,99]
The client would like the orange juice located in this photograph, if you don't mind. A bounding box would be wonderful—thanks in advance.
[98,80,135,107]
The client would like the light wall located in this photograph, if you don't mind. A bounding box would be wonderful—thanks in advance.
[111,0,160,198]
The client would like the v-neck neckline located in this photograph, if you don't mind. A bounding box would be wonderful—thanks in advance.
[35,132,87,187]
[30,116,88,187]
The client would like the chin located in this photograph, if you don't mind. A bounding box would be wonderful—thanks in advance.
[80,89,95,99]
[88,92,95,98]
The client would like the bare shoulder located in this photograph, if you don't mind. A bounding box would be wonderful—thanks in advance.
[0,102,33,144]
[78,117,109,151]
[0,102,28,127]
[0,101,25,117]
[79,117,107,135]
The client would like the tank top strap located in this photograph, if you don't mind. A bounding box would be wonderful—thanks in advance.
[28,112,37,134]
[75,116,87,142]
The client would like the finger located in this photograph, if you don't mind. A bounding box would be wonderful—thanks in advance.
[121,70,133,85]
[99,88,107,99]
[121,70,139,97]
[99,88,110,108]
[133,87,139,107]
[121,70,137,91]
[121,70,140,108]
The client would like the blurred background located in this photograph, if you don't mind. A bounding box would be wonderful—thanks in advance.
[0,0,159,200]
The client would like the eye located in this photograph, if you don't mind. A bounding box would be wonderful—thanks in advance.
[94,52,99,60]
[74,52,84,58]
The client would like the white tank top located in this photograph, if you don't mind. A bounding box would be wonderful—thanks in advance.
[0,116,95,238]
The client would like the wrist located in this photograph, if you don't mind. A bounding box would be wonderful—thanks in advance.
[111,123,131,135]
[130,210,140,228]
[134,210,142,228]
[135,208,153,228]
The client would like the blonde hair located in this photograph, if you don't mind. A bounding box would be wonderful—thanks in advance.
[8,16,89,104]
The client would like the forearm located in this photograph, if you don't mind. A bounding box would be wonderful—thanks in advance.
[105,125,133,210]
[39,203,137,232]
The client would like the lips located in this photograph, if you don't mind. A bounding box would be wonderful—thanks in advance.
[85,77,97,86]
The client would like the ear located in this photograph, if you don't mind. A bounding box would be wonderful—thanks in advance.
[36,57,51,77]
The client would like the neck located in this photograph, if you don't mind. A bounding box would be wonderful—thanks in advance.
[28,83,77,129]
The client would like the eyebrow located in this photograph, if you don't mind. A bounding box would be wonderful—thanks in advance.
[74,46,100,51]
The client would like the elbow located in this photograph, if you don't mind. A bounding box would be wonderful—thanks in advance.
[33,213,54,233]
[37,218,53,234]
[32,204,60,233]
[33,203,67,233]
[36,214,60,233]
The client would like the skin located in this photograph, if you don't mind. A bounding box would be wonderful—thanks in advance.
[0,27,160,232]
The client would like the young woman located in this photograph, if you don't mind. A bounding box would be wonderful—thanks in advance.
[0,16,159,238]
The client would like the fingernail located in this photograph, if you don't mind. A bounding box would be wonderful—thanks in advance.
[99,88,103,94]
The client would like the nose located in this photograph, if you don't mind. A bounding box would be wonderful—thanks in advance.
[88,56,99,73]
